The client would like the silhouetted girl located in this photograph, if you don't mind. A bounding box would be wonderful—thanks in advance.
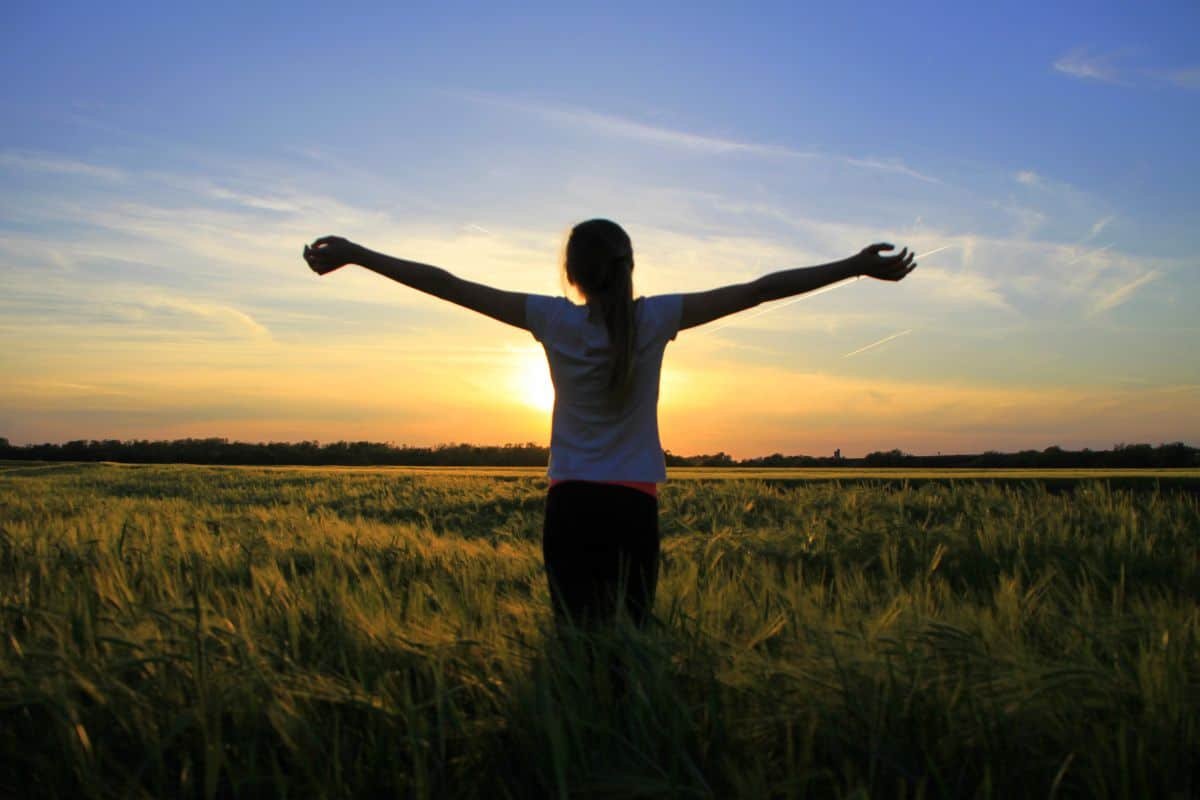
[304,221,914,629]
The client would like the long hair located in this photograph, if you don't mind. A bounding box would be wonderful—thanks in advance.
[563,219,636,402]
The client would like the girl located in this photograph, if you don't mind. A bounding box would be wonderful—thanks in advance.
[303,220,915,629]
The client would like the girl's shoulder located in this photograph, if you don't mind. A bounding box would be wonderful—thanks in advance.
[637,294,685,342]
[526,295,583,343]
[527,294,683,345]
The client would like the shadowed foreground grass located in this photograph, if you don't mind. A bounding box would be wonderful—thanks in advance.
[1,463,1197,798]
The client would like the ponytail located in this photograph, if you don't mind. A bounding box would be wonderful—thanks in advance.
[563,219,638,405]
[597,257,636,401]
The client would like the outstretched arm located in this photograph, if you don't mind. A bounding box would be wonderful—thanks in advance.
[304,236,528,330]
[678,243,916,331]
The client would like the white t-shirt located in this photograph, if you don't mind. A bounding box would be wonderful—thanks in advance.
[526,293,684,483]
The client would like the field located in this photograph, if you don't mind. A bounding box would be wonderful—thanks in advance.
[1,462,1198,798]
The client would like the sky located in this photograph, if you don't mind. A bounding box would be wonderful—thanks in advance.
[1,1,1198,457]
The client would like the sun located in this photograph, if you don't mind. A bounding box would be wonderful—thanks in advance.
[513,348,555,412]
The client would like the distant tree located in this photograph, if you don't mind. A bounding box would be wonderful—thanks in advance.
[1041,445,1069,468]
[0,437,1196,468]
[864,449,910,467]
[1155,442,1198,467]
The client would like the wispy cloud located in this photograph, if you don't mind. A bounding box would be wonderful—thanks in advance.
[844,329,913,357]
[461,93,941,183]
[0,150,125,181]
[1015,170,1042,186]
[1150,66,1200,90]
[533,101,797,157]
[1053,48,1126,84]
[917,266,1013,312]
[1090,270,1161,314]
[994,201,1047,238]
[1087,214,1115,240]
[1056,50,1200,91]
[139,294,273,340]
[201,184,300,213]
[1060,215,1117,265]
[6,380,131,398]
[1065,243,1112,266]
[840,156,941,184]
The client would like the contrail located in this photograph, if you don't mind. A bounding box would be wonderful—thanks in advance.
[705,278,860,334]
[1065,243,1111,265]
[706,244,951,335]
[915,244,953,259]
[843,328,913,357]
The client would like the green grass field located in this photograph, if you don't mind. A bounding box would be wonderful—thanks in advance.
[1,462,1197,798]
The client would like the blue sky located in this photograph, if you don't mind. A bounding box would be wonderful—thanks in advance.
[1,1,1197,455]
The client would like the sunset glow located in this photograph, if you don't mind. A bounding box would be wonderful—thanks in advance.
[1,4,1197,456]
[513,347,556,413]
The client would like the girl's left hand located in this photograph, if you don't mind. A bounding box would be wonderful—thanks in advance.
[304,236,362,275]
[855,243,916,281]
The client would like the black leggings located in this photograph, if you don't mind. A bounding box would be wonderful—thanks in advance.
[542,481,660,628]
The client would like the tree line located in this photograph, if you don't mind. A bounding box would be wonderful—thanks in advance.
[0,437,1196,468]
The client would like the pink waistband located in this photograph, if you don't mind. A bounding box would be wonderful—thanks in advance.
[549,478,658,498]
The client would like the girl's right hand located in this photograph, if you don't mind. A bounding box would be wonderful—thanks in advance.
[304,236,363,275]
[855,243,916,281]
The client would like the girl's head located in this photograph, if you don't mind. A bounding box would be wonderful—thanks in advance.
[563,219,633,299]
[563,219,636,400]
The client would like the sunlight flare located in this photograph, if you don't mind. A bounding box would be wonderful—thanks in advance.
[511,347,555,412]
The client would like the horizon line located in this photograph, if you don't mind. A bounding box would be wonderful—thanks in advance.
[2,436,1196,461]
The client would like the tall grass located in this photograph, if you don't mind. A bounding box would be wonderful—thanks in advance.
[1,463,1197,798]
